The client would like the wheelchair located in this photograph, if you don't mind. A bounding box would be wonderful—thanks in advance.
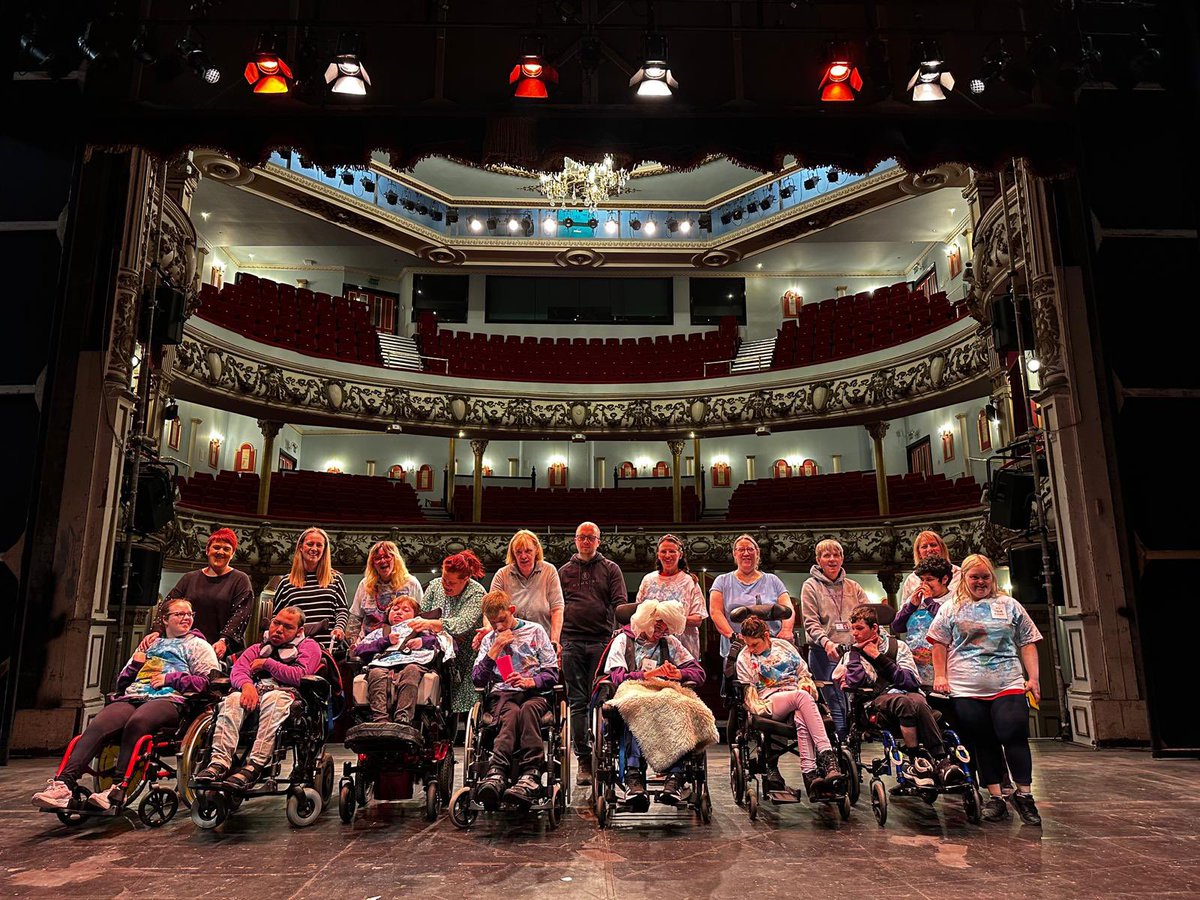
[723,603,855,822]
[185,644,344,829]
[843,686,982,826]
[449,683,570,829]
[338,645,458,823]
[38,690,218,829]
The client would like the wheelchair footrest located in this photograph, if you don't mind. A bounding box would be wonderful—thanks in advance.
[767,789,803,804]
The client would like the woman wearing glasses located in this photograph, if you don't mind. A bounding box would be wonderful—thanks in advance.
[31,598,219,811]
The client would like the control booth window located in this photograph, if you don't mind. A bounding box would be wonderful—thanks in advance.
[412,273,469,323]
[486,276,672,324]
[690,278,746,325]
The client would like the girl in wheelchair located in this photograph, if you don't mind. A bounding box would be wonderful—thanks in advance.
[33,597,218,815]
[736,614,843,799]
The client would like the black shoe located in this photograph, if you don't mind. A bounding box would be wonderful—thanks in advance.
[474,769,507,810]
[934,756,966,787]
[1009,791,1042,826]
[195,760,230,783]
[576,757,593,787]
[225,761,265,791]
[801,770,822,800]
[763,767,787,794]
[624,771,650,812]
[658,774,683,805]
[981,795,1010,821]
[503,772,541,807]
[817,749,845,791]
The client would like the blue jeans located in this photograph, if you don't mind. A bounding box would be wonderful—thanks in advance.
[807,645,847,739]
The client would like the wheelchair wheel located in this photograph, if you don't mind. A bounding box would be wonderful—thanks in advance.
[94,743,149,809]
[424,781,441,822]
[138,787,179,828]
[318,753,335,804]
[837,794,852,821]
[338,780,356,823]
[870,779,888,827]
[558,700,572,805]
[729,747,745,806]
[547,783,564,830]
[437,747,455,805]
[963,784,982,825]
[449,786,476,829]
[841,748,860,806]
[285,786,324,828]
[747,780,759,821]
[190,790,225,830]
[55,810,86,827]
[698,783,713,825]
[177,711,214,808]
[596,788,610,829]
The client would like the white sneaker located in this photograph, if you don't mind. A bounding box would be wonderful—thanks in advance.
[905,757,935,789]
[86,786,118,811]
[32,779,73,809]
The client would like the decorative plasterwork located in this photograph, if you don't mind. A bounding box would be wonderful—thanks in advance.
[171,319,988,438]
[162,509,999,576]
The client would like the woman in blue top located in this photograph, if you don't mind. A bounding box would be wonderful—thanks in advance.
[709,534,794,659]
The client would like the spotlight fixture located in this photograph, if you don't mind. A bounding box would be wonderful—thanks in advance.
[827,169,839,183]
[510,34,557,99]
[486,216,499,232]
[746,200,759,214]
[361,175,376,192]
[755,424,772,437]
[77,22,112,65]
[325,31,371,95]
[630,217,642,231]
[732,207,744,221]
[803,176,817,191]
[322,166,337,179]
[177,30,220,84]
[384,189,398,204]
[679,219,692,234]
[908,41,954,101]
[644,219,657,235]
[819,45,864,101]
[386,423,403,433]
[666,217,679,233]
[244,30,294,94]
[587,218,599,230]
[162,398,179,421]
[402,198,417,212]
[508,217,521,232]
[468,216,483,232]
[760,194,773,210]
[779,182,795,199]
[719,211,733,226]
[446,208,459,224]
[430,210,444,222]
[563,217,575,229]
[542,214,557,233]
[697,212,712,232]
[416,204,429,216]
[630,32,678,98]
[341,170,355,186]
[521,214,534,236]
[970,43,1012,95]
[604,216,619,235]
[571,433,587,443]
[19,22,66,76]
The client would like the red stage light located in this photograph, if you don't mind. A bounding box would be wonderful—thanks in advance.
[819,59,863,101]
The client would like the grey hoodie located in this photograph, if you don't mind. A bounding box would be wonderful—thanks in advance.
[800,564,870,651]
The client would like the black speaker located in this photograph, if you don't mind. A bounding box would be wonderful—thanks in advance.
[991,293,1035,353]
[989,468,1035,529]
[134,465,176,533]
[113,546,163,607]
[138,286,187,346]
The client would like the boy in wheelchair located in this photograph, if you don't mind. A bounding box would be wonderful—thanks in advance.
[837,604,964,789]
[471,590,559,809]
[194,605,322,788]
[352,595,445,746]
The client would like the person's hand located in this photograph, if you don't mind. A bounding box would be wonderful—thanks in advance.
[660,662,681,680]
[138,632,160,653]
[149,674,167,688]
[133,649,148,665]
[779,627,794,642]
[240,684,260,711]
[856,638,880,659]
[933,676,950,695]
[488,630,515,659]
[389,630,402,646]
[331,628,345,640]
[1024,678,1041,704]
[408,618,430,633]
[250,658,269,672]
[213,639,228,660]
[825,642,841,662]
[505,673,535,690]
[472,626,490,652]
[405,637,423,651]
[803,683,818,700]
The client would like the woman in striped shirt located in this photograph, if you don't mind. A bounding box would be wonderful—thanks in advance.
[273,527,348,637]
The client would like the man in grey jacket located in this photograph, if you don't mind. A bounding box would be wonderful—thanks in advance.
[558,521,628,786]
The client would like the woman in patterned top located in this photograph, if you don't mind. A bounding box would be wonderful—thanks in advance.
[272,526,348,637]
[928,553,1043,826]
[420,550,488,714]
[346,540,425,645]
[634,534,707,659]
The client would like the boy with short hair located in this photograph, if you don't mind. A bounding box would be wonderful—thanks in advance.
[893,555,955,689]
[353,595,445,745]
[471,590,559,808]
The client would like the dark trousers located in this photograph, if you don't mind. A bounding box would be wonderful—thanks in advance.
[365,664,429,724]
[490,691,548,776]
[62,699,180,781]
[873,691,945,756]
[952,694,1033,787]
[562,639,607,759]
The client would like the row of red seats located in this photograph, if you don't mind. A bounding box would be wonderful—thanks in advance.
[177,469,427,524]
[421,329,739,382]
[451,485,700,524]
[197,280,381,367]
[773,284,968,368]
[725,470,980,522]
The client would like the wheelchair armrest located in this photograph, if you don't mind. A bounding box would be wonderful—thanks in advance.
[206,674,232,696]
[300,675,331,704]
[593,680,616,703]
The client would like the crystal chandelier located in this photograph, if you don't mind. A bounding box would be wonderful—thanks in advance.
[538,156,629,213]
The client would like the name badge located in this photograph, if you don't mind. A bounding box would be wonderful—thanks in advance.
[990,601,1007,620]
[833,621,849,632]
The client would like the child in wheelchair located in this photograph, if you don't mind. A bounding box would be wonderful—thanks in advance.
[352,595,446,746]
[471,590,559,809]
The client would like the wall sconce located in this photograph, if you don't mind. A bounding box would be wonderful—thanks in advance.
[634,456,652,473]
[325,459,344,474]
[549,455,568,467]
[208,432,223,469]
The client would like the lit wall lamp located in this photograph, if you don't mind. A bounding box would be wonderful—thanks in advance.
[208,432,223,469]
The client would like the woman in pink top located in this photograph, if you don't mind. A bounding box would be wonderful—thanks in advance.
[634,534,707,659]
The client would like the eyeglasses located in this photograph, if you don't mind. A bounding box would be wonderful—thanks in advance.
[576,534,599,542]
[168,611,195,619]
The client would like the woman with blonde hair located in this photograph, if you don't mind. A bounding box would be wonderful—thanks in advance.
[709,533,794,661]
[272,526,348,637]
[893,530,961,687]
[490,529,564,643]
[928,554,1044,825]
[346,540,425,644]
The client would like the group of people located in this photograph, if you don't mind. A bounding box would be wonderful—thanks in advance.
[32,521,1045,827]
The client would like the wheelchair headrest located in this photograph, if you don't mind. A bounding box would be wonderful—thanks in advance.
[729,603,794,624]
[304,617,330,637]
[863,602,896,628]
[614,602,639,625]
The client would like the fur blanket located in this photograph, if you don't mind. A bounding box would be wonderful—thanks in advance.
[605,678,719,772]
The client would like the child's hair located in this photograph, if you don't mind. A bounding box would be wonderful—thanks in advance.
[849,604,879,628]
[481,590,513,622]
[630,599,686,638]
[389,595,421,617]
[914,555,954,583]
[814,538,844,559]
[739,614,769,641]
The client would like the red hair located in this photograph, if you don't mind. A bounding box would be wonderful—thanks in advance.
[442,549,485,580]
[207,527,238,552]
